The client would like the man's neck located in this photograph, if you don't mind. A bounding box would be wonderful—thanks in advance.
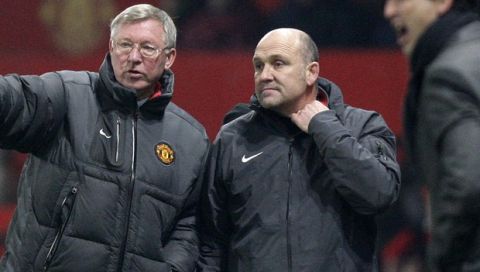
[282,87,319,116]
[136,88,155,101]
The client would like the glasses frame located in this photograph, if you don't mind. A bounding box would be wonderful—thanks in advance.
[112,39,171,59]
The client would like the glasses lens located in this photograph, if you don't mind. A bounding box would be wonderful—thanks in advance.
[141,46,157,58]
[114,40,163,58]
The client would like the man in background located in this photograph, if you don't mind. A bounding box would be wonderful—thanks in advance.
[384,0,480,270]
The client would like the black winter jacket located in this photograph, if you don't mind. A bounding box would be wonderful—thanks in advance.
[198,78,400,271]
[0,55,209,272]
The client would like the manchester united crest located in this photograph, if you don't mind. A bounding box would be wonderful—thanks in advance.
[155,143,175,165]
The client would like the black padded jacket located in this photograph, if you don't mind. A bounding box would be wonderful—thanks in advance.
[0,54,209,272]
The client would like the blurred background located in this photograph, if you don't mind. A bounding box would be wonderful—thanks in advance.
[0,0,428,271]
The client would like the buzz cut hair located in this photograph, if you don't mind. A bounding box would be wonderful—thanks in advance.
[298,32,319,64]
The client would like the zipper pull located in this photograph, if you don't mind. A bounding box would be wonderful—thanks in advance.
[376,140,387,160]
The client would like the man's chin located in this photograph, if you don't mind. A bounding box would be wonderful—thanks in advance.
[259,99,280,110]
[121,80,149,91]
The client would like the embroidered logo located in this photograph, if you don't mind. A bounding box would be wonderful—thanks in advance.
[155,143,175,165]
[241,152,263,163]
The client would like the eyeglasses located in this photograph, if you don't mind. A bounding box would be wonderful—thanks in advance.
[112,39,170,59]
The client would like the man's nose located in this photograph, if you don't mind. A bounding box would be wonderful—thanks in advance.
[128,46,142,61]
[259,65,273,80]
[383,0,397,20]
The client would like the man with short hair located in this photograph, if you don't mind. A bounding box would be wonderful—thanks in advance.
[384,0,480,270]
[0,4,208,272]
[198,28,400,271]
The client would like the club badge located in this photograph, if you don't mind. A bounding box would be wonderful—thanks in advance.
[155,143,175,165]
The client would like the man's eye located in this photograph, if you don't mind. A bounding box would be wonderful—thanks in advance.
[119,42,133,49]
[142,46,156,53]
[274,61,284,68]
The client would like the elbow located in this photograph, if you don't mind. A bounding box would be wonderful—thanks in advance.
[349,174,401,215]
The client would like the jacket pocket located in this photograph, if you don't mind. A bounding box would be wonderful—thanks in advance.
[42,186,78,271]
[90,115,126,168]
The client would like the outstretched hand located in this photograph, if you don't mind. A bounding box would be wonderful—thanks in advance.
[290,100,329,133]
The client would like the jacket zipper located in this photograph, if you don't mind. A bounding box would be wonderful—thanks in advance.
[286,141,294,272]
[43,186,78,271]
[115,118,120,162]
[376,140,386,160]
[117,112,137,271]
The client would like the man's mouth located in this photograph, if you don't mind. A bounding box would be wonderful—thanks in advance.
[262,87,277,92]
[259,84,278,91]
[395,25,408,47]
[127,70,143,79]
[258,87,280,99]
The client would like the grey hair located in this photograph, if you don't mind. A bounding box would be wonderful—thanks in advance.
[110,4,177,48]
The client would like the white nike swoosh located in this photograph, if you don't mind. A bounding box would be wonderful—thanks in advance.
[242,152,263,163]
[99,128,112,139]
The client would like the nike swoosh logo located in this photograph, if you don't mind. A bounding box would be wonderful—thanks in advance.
[242,152,263,163]
[99,128,112,139]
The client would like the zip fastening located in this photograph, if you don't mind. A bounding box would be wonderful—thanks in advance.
[117,112,137,272]
[115,118,120,162]
[43,186,78,271]
[376,140,386,160]
[286,141,294,272]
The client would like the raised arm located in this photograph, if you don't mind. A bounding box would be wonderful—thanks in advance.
[0,72,66,152]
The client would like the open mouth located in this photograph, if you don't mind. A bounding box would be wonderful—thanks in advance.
[395,25,408,46]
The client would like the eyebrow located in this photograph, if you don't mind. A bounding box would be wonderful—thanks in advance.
[116,38,157,45]
[253,54,286,62]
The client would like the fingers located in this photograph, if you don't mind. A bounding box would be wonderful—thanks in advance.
[290,110,309,133]
[291,100,329,133]
[305,100,328,113]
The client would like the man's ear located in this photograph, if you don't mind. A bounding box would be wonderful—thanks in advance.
[164,48,176,70]
[306,62,319,86]
[438,0,454,15]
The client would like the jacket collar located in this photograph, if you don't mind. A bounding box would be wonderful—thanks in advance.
[97,53,174,118]
[316,77,346,121]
